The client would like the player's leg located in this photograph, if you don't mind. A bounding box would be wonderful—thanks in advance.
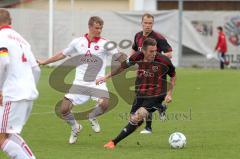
[220,53,224,69]
[158,103,168,121]
[8,133,35,159]
[61,94,89,144]
[60,97,79,130]
[63,84,91,130]
[140,112,153,134]
[89,97,109,119]
[0,133,32,159]
[142,103,168,135]
[88,84,110,133]
[222,53,229,66]
[0,100,36,159]
[104,106,148,149]
[217,52,226,69]
[88,97,109,133]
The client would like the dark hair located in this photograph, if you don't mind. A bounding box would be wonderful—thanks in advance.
[142,38,157,51]
[217,26,223,31]
[88,16,104,26]
[0,9,11,24]
[142,13,154,22]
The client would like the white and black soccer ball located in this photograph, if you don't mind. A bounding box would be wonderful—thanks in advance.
[168,132,186,149]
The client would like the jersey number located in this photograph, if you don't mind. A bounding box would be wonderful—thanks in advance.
[22,53,27,62]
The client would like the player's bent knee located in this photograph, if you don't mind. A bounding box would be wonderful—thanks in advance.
[130,114,144,126]
[130,114,143,125]
[0,133,8,147]
[135,107,148,120]
[60,98,73,115]
[98,98,109,111]
[130,114,141,124]
[60,105,70,115]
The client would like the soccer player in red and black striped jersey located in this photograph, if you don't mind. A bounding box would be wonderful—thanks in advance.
[131,13,173,134]
[130,13,173,58]
[96,38,176,149]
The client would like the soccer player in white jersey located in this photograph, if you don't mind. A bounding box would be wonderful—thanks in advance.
[0,9,41,159]
[38,16,120,144]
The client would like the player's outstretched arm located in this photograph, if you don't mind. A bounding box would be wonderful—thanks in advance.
[165,75,176,103]
[37,52,66,65]
[96,66,125,85]
[128,49,136,57]
[113,52,128,63]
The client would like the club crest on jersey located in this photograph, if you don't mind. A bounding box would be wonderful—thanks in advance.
[0,47,8,56]
[94,45,99,50]
[138,47,142,51]
[152,66,159,72]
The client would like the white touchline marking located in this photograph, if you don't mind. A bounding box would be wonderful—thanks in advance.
[31,112,55,116]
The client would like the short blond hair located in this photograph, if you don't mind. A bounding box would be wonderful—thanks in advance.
[88,16,104,26]
[0,9,11,24]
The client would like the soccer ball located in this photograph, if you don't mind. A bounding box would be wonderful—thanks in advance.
[168,132,186,149]
[206,53,213,60]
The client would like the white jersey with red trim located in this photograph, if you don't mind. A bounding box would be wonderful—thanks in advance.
[0,26,38,101]
[62,34,118,86]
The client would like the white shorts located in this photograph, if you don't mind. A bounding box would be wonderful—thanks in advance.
[65,83,109,106]
[0,100,33,134]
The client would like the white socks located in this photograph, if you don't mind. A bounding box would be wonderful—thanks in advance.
[9,134,36,159]
[63,112,78,129]
[63,105,104,129]
[2,135,36,159]
[88,105,104,119]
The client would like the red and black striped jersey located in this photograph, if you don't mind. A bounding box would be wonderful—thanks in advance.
[132,31,172,53]
[121,52,175,97]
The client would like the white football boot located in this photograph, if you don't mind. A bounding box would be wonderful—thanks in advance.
[89,118,101,133]
[140,128,152,134]
[69,124,83,144]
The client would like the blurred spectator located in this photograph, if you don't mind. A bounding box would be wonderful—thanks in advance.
[215,26,229,69]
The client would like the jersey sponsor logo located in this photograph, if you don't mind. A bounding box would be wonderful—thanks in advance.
[79,57,98,63]
[0,47,8,56]
[85,50,92,57]
[94,45,99,50]
[138,69,154,77]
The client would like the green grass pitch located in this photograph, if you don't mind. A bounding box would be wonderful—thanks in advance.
[1,67,240,159]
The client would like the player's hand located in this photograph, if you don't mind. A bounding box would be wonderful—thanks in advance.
[215,48,220,53]
[96,77,107,85]
[164,94,172,103]
[37,59,45,66]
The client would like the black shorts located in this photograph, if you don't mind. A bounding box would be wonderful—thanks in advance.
[130,96,165,114]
